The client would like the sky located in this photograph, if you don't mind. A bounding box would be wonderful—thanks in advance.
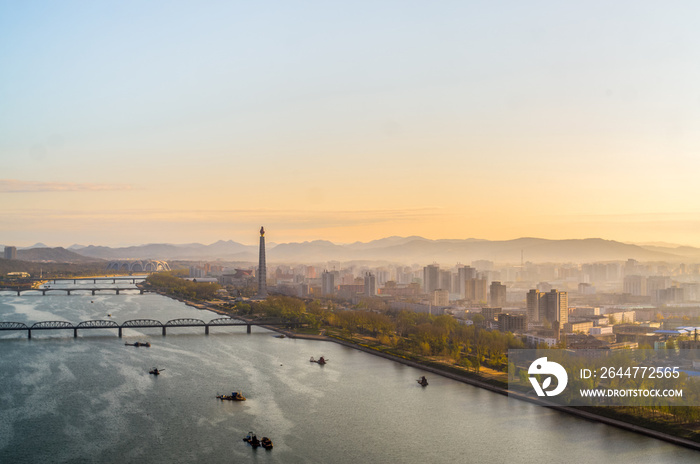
[2,1,700,247]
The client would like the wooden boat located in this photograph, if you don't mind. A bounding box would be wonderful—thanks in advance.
[149,367,163,375]
[261,437,273,449]
[417,376,428,387]
[217,391,246,401]
[243,432,260,447]
[310,356,327,365]
[125,341,151,347]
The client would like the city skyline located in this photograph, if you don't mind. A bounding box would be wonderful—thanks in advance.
[3,2,700,247]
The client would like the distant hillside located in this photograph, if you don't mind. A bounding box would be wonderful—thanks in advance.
[636,244,700,260]
[59,236,693,265]
[16,247,104,264]
[268,237,679,264]
[75,240,255,261]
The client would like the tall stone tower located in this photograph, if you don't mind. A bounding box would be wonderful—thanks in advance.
[257,226,268,298]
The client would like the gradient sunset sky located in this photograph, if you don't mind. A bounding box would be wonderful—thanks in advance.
[2,1,700,247]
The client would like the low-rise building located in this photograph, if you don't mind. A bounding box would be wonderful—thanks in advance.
[563,321,593,334]
[525,334,558,348]
[590,326,613,335]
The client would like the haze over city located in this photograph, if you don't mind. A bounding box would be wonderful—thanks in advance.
[2,1,700,248]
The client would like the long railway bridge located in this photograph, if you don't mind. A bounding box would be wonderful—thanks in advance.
[49,277,146,284]
[0,287,146,296]
[0,318,301,339]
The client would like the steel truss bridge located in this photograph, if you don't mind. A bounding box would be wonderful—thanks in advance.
[0,287,146,296]
[0,318,301,339]
[50,277,146,284]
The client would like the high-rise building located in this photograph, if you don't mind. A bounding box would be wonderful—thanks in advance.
[364,272,377,296]
[490,281,506,307]
[542,289,568,325]
[465,277,488,303]
[423,264,440,294]
[659,286,684,304]
[527,288,568,325]
[257,227,268,298]
[526,289,540,323]
[623,275,646,296]
[322,270,335,296]
[439,270,452,293]
[432,289,449,306]
[3,246,17,260]
[457,265,476,298]
[647,276,671,301]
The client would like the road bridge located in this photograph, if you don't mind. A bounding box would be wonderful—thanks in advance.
[0,287,146,296]
[0,318,301,339]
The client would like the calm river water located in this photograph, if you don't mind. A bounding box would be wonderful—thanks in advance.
[0,279,698,463]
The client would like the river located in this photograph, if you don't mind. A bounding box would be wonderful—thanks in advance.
[0,279,698,463]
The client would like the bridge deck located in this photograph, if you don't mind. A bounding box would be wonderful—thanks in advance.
[0,319,300,339]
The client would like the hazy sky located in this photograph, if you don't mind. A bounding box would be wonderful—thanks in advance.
[2,1,700,247]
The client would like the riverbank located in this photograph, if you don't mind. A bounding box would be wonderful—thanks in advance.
[303,331,700,452]
[251,323,700,452]
[169,295,700,452]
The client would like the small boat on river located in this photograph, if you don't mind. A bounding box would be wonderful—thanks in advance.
[243,432,260,448]
[261,437,273,450]
[217,391,246,401]
[310,356,327,365]
[125,341,151,347]
[149,367,163,375]
[417,376,428,387]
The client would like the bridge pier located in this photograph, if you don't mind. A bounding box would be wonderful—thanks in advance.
[118,328,122,338]
[140,289,144,294]
[94,279,97,284]
[28,329,31,339]
[17,290,21,296]
[116,289,120,295]
[74,329,78,338]
[205,326,209,335]
[92,290,96,296]
[73,279,77,284]
[67,290,71,295]
[162,327,166,336]
[247,324,251,334]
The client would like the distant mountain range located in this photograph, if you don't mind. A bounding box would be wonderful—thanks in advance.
[266,237,698,264]
[72,240,255,261]
[16,247,104,264]
[6,237,700,265]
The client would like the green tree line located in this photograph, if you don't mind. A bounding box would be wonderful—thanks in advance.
[146,271,220,300]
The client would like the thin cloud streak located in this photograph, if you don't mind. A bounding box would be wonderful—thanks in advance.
[0,179,134,193]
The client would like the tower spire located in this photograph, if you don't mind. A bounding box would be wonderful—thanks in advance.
[257,226,268,298]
